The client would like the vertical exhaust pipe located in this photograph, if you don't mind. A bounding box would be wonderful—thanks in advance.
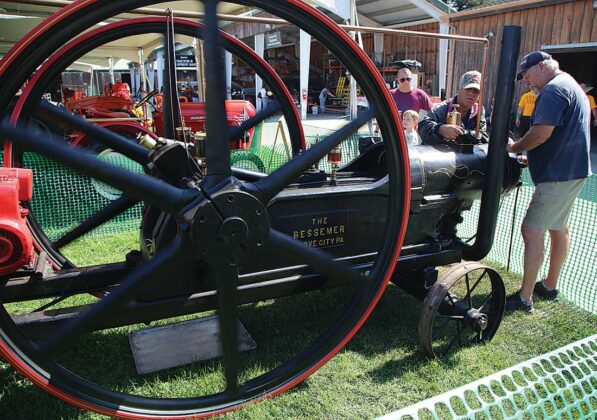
[458,25,521,260]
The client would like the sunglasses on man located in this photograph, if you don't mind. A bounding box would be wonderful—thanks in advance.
[399,77,412,83]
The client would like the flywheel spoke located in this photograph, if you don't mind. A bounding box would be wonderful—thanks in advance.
[267,229,367,287]
[431,318,453,341]
[478,293,494,312]
[436,315,464,320]
[202,0,232,188]
[228,101,282,142]
[36,236,186,354]
[249,108,376,204]
[34,101,150,165]
[52,195,138,249]
[446,292,456,306]
[0,123,199,214]
[213,259,241,394]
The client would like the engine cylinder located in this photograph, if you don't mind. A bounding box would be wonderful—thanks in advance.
[0,168,35,275]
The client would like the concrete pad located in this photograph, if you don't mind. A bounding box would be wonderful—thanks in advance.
[129,316,256,374]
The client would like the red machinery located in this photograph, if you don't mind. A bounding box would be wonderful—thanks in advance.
[103,82,132,101]
[66,82,135,118]
[64,83,157,147]
[67,89,257,150]
[0,168,34,276]
[62,87,85,102]
[66,95,134,117]
[153,100,257,149]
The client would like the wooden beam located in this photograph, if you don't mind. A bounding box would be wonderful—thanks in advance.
[446,0,575,21]
[407,0,444,20]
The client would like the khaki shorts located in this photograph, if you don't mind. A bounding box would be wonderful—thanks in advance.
[522,179,585,231]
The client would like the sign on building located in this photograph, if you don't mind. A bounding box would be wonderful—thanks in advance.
[175,54,196,68]
[265,31,282,49]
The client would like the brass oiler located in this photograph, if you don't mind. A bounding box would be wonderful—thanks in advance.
[447,104,461,126]
[327,146,342,186]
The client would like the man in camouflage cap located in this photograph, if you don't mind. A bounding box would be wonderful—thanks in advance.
[419,70,488,145]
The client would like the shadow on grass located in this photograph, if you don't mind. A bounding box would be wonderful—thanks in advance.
[8,272,577,415]
[0,362,82,419]
[345,285,464,384]
[2,282,433,405]
[2,288,402,398]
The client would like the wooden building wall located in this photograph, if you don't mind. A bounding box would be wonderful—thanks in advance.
[449,0,597,108]
[224,13,445,95]
[362,23,440,93]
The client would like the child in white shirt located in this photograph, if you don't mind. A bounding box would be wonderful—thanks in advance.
[402,110,421,145]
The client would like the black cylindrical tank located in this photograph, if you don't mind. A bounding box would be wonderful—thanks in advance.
[404,143,520,247]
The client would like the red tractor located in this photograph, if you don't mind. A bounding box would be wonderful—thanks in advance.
[153,100,257,149]
[66,82,258,150]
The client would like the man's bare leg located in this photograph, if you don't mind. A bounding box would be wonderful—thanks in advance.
[543,225,570,290]
[520,225,545,301]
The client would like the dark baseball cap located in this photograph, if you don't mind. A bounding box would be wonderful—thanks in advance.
[516,51,552,80]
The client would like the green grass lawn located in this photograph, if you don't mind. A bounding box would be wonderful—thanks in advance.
[0,232,595,419]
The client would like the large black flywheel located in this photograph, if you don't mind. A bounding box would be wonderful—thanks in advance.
[0,1,410,417]
[8,16,305,269]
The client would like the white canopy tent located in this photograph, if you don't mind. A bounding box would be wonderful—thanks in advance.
[0,0,455,117]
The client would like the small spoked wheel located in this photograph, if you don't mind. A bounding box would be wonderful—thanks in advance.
[419,262,505,357]
[0,0,410,417]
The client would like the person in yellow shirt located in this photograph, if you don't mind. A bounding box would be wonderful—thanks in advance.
[515,88,537,137]
[580,83,597,127]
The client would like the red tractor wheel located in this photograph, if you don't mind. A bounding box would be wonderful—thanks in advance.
[0,1,410,417]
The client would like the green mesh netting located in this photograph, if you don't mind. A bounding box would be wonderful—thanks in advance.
[458,170,597,315]
[380,334,597,420]
[243,121,362,173]
[20,151,144,241]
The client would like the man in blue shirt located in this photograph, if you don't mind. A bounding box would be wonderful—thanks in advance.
[506,51,591,312]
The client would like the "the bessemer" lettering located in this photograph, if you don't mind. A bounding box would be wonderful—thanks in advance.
[291,216,346,248]
[292,225,345,239]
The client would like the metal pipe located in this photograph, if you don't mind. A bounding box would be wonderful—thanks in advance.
[192,38,204,102]
[85,117,144,123]
[6,0,489,43]
[162,8,180,139]
[476,42,489,137]
[138,48,148,119]
[88,63,94,96]
[457,25,521,261]
[108,56,115,84]
[446,29,456,99]
[340,25,487,43]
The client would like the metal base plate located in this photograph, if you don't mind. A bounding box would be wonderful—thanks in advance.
[129,316,256,375]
